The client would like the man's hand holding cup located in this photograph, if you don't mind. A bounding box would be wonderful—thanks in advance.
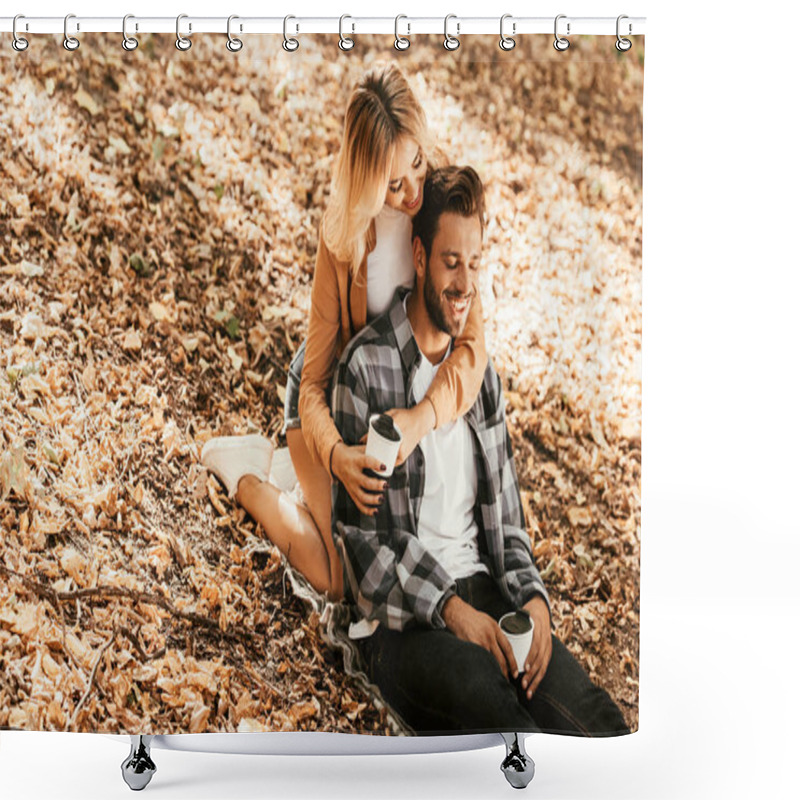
[519,595,552,699]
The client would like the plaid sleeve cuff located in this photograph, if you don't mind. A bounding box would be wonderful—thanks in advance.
[521,586,552,626]
[432,585,458,629]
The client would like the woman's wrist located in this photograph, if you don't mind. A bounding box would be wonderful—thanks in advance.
[420,396,437,433]
[329,440,344,481]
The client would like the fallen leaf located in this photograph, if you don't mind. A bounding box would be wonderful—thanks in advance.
[227,346,243,371]
[20,313,46,341]
[238,718,268,732]
[149,301,171,323]
[108,134,131,155]
[567,506,593,528]
[189,704,211,733]
[60,548,87,583]
[20,260,45,277]
[288,698,319,725]
[122,329,142,352]
[74,88,101,115]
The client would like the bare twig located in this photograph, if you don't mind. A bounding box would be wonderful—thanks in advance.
[0,564,258,646]
[71,370,100,444]
[67,633,116,731]
[0,669,14,697]
[118,625,151,663]
[224,648,282,697]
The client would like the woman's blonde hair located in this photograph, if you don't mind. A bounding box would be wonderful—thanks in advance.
[322,62,437,275]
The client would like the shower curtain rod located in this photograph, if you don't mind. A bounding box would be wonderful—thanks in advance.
[0,16,646,37]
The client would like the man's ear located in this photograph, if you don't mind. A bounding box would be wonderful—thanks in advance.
[412,236,426,282]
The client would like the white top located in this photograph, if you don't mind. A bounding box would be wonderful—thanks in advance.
[366,204,416,321]
[409,318,489,582]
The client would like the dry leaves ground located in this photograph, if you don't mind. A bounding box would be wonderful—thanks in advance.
[0,34,642,734]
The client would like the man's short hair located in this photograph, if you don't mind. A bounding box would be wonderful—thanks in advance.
[412,166,486,260]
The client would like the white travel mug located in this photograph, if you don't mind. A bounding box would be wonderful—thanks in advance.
[499,611,534,675]
[365,413,403,478]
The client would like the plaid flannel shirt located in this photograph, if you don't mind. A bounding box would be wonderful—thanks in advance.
[331,287,550,633]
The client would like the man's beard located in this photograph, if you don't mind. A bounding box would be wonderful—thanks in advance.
[423,262,471,339]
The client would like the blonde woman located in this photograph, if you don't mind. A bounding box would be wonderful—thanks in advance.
[202,63,487,601]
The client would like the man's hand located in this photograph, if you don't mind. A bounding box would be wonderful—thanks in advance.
[330,442,387,516]
[442,596,518,681]
[520,595,552,699]
[386,400,436,466]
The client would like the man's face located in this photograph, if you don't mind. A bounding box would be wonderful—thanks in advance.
[421,211,482,339]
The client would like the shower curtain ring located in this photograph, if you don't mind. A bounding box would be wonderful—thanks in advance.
[339,15,355,51]
[616,15,632,52]
[227,15,243,52]
[499,14,515,51]
[443,14,460,51]
[176,13,192,50]
[122,14,139,51]
[553,14,570,51]
[394,15,410,51]
[12,14,29,51]
[64,13,80,51]
[283,15,299,51]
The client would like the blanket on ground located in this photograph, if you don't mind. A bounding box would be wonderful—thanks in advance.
[267,447,412,735]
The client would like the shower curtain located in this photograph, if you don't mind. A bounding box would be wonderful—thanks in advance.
[0,30,642,737]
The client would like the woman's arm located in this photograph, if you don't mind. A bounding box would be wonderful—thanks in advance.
[426,287,489,426]
[297,232,348,477]
[387,289,488,464]
[297,231,385,505]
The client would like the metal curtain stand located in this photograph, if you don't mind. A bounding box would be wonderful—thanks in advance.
[120,732,535,791]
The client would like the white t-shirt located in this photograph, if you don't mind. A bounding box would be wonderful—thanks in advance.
[366,204,415,320]
[409,321,489,582]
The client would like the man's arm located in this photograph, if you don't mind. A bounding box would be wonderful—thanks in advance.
[484,367,551,615]
[482,366,555,694]
[331,344,458,632]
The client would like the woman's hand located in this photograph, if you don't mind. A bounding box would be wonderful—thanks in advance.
[386,400,436,466]
[330,441,388,516]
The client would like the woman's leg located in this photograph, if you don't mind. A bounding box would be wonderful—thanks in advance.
[235,473,335,596]
[285,428,344,601]
[233,430,343,601]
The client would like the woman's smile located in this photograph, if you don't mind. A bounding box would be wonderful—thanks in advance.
[404,187,422,211]
[385,135,427,216]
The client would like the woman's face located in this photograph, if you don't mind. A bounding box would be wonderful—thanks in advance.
[383,136,426,216]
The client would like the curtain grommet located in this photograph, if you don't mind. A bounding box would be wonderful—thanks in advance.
[63,13,80,51]
[339,14,355,51]
[443,14,460,51]
[394,15,410,51]
[283,15,299,52]
[175,13,192,51]
[226,14,243,52]
[499,14,516,51]
[12,14,29,51]
[615,15,632,52]
[554,14,570,51]
[122,14,139,51]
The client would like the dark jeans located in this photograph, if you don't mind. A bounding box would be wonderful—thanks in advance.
[357,572,630,736]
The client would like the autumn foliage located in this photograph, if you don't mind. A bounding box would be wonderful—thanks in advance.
[1,34,642,733]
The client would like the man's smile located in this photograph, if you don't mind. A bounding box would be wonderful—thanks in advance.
[444,291,473,319]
